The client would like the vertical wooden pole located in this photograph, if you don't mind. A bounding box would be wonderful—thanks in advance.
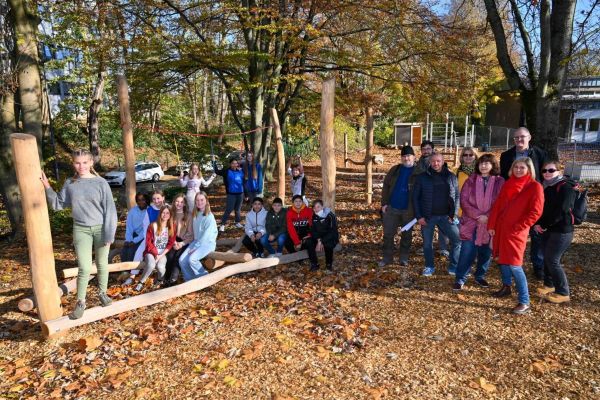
[320,76,336,210]
[116,75,136,209]
[270,108,286,204]
[343,131,348,168]
[10,133,62,324]
[365,106,374,205]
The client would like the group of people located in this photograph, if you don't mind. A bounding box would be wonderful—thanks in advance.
[41,150,334,320]
[381,127,578,314]
[41,127,578,320]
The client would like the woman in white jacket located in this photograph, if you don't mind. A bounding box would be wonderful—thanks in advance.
[242,197,268,258]
[180,163,216,212]
[179,192,218,281]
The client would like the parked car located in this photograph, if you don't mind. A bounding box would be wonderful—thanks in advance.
[175,156,223,176]
[104,161,164,186]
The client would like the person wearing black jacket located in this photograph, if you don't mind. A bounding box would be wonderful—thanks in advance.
[261,198,288,256]
[534,161,577,304]
[307,199,339,271]
[500,127,547,279]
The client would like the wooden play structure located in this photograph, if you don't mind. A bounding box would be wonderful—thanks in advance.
[10,96,341,338]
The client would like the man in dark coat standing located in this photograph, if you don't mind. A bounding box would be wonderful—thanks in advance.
[500,127,547,279]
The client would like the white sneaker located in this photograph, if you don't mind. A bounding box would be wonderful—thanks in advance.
[123,277,133,286]
[219,225,225,232]
[235,223,244,228]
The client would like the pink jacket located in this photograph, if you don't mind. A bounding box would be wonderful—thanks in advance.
[459,174,504,243]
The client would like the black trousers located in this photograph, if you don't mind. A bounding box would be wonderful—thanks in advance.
[242,235,265,255]
[165,242,189,282]
[306,238,334,267]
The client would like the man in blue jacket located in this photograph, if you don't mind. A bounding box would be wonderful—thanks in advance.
[214,157,246,232]
[413,152,461,276]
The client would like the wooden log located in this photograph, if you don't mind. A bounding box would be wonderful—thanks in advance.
[204,259,225,270]
[62,261,142,279]
[216,238,240,247]
[18,277,94,312]
[365,106,374,205]
[270,108,286,204]
[343,131,348,168]
[42,245,342,337]
[320,76,336,210]
[116,74,136,209]
[207,251,252,263]
[10,133,62,323]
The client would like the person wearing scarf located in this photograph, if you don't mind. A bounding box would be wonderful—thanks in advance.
[487,158,544,315]
[453,154,504,291]
[456,147,478,192]
[307,200,339,271]
[533,161,578,304]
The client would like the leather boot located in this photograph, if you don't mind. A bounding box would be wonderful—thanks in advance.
[492,285,512,298]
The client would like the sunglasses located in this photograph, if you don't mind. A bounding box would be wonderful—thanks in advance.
[463,154,475,157]
[541,168,558,173]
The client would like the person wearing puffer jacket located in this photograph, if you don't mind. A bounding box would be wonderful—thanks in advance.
[307,199,339,271]
[242,197,268,258]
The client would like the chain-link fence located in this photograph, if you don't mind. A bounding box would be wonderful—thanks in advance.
[559,141,600,182]
[425,123,519,149]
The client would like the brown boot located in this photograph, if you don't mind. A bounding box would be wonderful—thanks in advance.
[545,293,570,304]
[492,285,512,298]
[536,286,555,296]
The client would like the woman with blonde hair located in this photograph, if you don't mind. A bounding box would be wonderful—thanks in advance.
[456,147,479,191]
[488,157,544,314]
[163,194,194,286]
[179,192,218,281]
[180,163,216,212]
[41,148,117,319]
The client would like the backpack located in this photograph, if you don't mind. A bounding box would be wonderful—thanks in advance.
[556,179,588,225]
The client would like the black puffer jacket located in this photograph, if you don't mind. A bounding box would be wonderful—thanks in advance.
[412,165,459,220]
[311,208,339,248]
[537,178,578,233]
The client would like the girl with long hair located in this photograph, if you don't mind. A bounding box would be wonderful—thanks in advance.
[242,151,263,204]
[41,148,117,319]
[164,194,193,286]
[180,163,216,211]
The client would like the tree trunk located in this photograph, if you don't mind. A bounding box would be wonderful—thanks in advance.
[202,73,210,132]
[270,108,286,203]
[0,90,22,237]
[87,69,106,167]
[365,107,374,205]
[9,0,43,155]
[320,76,336,210]
[116,74,136,209]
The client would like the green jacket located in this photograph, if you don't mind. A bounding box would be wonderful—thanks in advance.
[266,208,287,237]
[381,163,422,217]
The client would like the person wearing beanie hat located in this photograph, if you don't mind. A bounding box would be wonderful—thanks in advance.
[379,146,419,267]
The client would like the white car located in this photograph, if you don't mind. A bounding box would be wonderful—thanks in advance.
[104,161,164,186]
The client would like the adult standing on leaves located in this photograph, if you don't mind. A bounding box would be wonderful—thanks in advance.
[413,152,461,276]
[41,149,117,320]
[488,158,544,314]
[242,152,263,205]
[534,161,577,304]
[379,145,420,267]
[214,157,246,232]
[500,127,547,280]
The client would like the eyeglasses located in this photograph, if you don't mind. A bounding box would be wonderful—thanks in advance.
[463,154,475,157]
[513,135,530,140]
[541,168,558,173]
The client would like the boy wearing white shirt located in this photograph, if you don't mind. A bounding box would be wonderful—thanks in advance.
[242,197,268,258]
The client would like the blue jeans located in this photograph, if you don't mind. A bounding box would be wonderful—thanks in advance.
[421,215,461,270]
[500,264,529,305]
[179,246,209,281]
[260,233,287,255]
[455,233,491,285]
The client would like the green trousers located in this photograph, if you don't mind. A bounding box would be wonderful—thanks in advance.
[73,224,110,301]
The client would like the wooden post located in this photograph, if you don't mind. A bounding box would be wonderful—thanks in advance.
[365,107,374,205]
[343,131,348,168]
[270,108,286,203]
[320,76,336,210]
[10,133,62,324]
[18,277,93,312]
[116,75,136,209]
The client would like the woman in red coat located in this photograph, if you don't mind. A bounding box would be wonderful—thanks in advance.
[487,158,544,314]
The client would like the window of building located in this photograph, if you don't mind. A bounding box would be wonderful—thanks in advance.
[574,119,586,130]
[589,119,599,132]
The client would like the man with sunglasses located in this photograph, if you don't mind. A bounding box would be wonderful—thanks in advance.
[500,127,547,280]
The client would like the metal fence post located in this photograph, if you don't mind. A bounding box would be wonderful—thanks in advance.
[425,113,429,140]
[506,128,510,149]
[573,140,577,165]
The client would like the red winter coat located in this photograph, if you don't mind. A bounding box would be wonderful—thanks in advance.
[487,178,544,266]
[143,223,176,258]
[286,205,313,246]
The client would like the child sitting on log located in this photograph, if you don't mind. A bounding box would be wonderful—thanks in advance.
[242,197,268,258]
[136,205,176,291]
[261,197,288,257]
[179,192,218,281]
[285,194,314,256]
[132,189,168,262]
[41,148,117,319]
[307,199,340,271]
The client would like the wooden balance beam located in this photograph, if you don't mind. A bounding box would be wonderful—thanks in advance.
[110,237,240,250]
[42,245,342,337]
[17,277,95,312]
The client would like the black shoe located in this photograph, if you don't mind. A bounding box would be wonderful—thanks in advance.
[475,278,490,288]
[453,282,463,292]
[310,264,319,271]
[326,264,333,271]
[492,285,512,298]
[399,260,409,267]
